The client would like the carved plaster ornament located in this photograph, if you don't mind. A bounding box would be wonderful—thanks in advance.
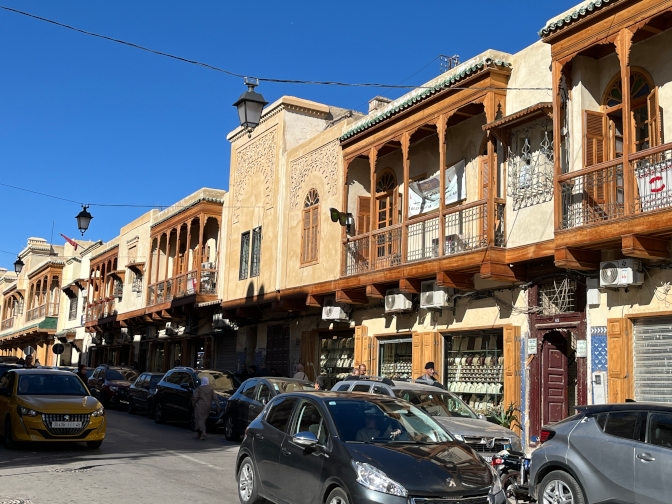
[290,140,339,210]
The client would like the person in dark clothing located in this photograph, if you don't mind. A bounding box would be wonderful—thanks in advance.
[236,364,249,381]
[314,375,327,391]
[77,364,88,383]
[23,355,37,369]
[416,362,446,389]
[248,365,257,378]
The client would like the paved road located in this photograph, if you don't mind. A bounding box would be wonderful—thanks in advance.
[0,409,241,504]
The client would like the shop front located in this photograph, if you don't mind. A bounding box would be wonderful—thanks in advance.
[317,328,355,389]
[378,335,413,379]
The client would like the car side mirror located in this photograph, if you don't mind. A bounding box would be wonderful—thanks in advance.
[180,383,191,390]
[292,431,318,447]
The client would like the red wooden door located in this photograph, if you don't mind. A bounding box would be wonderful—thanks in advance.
[542,332,568,425]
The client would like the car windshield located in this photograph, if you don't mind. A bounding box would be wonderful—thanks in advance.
[197,372,236,391]
[326,398,453,444]
[395,389,477,419]
[106,369,139,381]
[268,379,314,393]
[18,373,89,396]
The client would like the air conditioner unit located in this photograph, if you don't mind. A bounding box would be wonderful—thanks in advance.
[213,312,226,329]
[322,295,350,322]
[165,322,177,336]
[600,259,644,287]
[385,288,413,313]
[420,280,454,310]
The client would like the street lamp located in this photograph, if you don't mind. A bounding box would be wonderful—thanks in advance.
[329,208,354,234]
[76,205,93,236]
[13,256,24,275]
[233,78,268,137]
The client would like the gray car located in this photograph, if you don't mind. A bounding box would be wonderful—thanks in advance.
[331,378,522,460]
[529,402,672,504]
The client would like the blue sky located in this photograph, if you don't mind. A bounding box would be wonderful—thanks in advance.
[0,0,578,269]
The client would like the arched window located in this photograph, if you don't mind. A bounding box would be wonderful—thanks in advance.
[301,189,320,265]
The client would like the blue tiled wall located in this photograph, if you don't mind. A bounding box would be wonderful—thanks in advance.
[591,326,608,372]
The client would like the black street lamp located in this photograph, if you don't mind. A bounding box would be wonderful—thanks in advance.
[329,208,354,234]
[76,205,93,236]
[13,256,24,275]
[233,78,268,137]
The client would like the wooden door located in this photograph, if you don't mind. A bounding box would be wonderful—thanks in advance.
[354,325,367,369]
[542,332,568,425]
[503,326,521,435]
[267,325,290,377]
[412,333,422,379]
[607,318,631,403]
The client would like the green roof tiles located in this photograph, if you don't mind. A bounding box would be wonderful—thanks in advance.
[539,0,621,37]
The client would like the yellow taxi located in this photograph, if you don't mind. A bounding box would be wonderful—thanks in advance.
[0,368,105,449]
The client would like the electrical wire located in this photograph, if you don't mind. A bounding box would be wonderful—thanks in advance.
[0,5,552,92]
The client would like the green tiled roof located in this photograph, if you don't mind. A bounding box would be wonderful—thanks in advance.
[340,59,512,141]
[539,0,621,37]
[0,317,58,339]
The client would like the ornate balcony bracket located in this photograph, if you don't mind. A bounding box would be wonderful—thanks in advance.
[622,234,669,260]
[335,289,368,305]
[554,247,601,271]
[436,271,474,289]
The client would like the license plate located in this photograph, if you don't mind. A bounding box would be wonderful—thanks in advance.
[52,421,82,428]
[483,456,492,463]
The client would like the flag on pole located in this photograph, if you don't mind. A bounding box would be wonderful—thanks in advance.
[60,233,78,251]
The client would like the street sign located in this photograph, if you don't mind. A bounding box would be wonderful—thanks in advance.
[23,346,35,356]
[527,338,537,355]
[53,343,65,355]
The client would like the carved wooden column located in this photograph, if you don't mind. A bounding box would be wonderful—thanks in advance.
[616,28,634,216]
[485,92,497,245]
[368,147,378,271]
[552,60,564,231]
[145,240,154,306]
[197,215,205,292]
[341,157,352,276]
[438,115,447,257]
[402,132,411,263]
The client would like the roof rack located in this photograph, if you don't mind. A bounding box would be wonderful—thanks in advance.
[403,378,447,390]
[351,375,395,386]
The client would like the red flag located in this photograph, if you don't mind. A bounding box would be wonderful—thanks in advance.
[60,233,78,251]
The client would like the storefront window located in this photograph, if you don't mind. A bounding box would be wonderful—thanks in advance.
[443,331,503,415]
[319,334,354,389]
[379,338,412,379]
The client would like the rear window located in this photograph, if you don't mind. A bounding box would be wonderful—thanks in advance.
[335,384,351,392]
[604,412,639,440]
[266,397,298,433]
[106,369,139,381]
[268,380,314,393]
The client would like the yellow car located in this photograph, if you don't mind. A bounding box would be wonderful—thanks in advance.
[0,368,105,449]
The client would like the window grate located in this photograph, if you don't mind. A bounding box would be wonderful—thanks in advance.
[538,279,577,315]
[68,296,78,321]
[239,231,250,280]
[250,227,262,278]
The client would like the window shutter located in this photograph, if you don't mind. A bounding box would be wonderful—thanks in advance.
[503,326,521,435]
[432,332,443,382]
[647,88,660,148]
[584,110,607,167]
[412,332,423,379]
[354,325,366,368]
[311,206,319,262]
[392,186,400,224]
[301,209,310,263]
[607,318,631,403]
[357,196,371,235]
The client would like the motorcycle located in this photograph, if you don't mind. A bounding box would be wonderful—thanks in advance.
[491,450,530,503]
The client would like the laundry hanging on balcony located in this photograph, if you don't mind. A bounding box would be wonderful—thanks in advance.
[408,160,466,218]
[635,155,672,212]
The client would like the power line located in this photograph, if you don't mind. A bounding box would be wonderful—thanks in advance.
[0,5,552,92]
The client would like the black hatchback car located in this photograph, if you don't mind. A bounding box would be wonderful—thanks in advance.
[87,365,139,409]
[128,372,165,417]
[236,392,505,504]
[153,367,240,428]
[224,377,314,441]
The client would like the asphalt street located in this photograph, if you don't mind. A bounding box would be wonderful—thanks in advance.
[0,409,241,504]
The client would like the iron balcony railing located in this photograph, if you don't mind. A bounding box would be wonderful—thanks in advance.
[1,317,14,330]
[147,268,218,307]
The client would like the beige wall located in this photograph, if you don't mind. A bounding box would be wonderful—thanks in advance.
[507,41,552,116]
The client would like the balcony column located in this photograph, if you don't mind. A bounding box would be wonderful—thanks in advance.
[368,146,378,271]
[616,28,634,216]
[552,60,564,231]
[438,115,447,257]
[341,158,352,275]
[197,217,205,293]
[146,241,154,306]
[402,131,410,262]
[162,233,171,300]
[485,92,497,245]
[45,275,52,316]
[173,228,181,298]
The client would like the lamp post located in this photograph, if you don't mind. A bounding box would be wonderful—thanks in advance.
[76,205,93,236]
[233,78,268,137]
[13,256,24,275]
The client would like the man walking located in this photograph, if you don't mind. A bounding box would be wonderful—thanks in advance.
[417,362,445,388]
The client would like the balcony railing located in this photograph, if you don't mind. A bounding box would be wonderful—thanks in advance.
[147,267,217,306]
[85,298,116,322]
[560,143,672,230]
[47,302,59,317]
[68,301,77,321]
[1,318,14,331]
[342,199,501,276]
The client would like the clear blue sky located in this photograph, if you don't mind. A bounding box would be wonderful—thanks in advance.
[0,0,577,269]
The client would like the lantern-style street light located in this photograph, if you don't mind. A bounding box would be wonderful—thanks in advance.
[13,256,24,275]
[76,205,93,236]
[233,78,268,137]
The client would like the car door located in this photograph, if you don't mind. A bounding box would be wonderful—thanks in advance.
[250,381,271,423]
[174,372,194,419]
[237,380,258,425]
[568,410,637,503]
[0,372,14,430]
[162,371,181,414]
[277,399,329,504]
[255,396,299,500]
[135,375,149,408]
[635,411,672,504]
[89,368,102,397]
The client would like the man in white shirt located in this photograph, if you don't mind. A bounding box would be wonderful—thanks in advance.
[293,363,308,380]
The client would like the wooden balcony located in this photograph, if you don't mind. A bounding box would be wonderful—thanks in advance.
[1,318,14,331]
[147,266,218,307]
[26,302,58,322]
[85,299,116,322]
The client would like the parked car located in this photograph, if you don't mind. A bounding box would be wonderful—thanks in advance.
[332,377,522,461]
[87,365,139,409]
[0,368,105,449]
[529,402,672,504]
[128,372,164,416]
[153,367,240,429]
[0,364,19,379]
[223,377,314,441]
[236,391,505,504]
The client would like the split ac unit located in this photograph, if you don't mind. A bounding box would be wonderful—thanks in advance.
[165,322,178,336]
[599,259,644,287]
[385,288,413,313]
[322,295,350,322]
[420,280,454,310]
[213,312,226,329]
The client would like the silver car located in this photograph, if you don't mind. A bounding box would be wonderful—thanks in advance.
[331,378,522,460]
[529,402,672,504]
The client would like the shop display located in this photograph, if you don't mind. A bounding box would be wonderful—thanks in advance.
[379,340,412,379]
[444,333,503,415]
[319,336,355,389]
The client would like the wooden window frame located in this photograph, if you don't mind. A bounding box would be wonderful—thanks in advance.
[301,200,320,268]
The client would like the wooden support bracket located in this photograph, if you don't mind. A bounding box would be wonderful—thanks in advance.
[142,315,153,323]
[306,294,325,308]
[622,234,669,260]
[480,261,526,283]
[336,289,368,305]
[554,247,601,271]
[399,278,422,294]
[366,284,386,299]
[436,271,474,289]
[160,310,172,319]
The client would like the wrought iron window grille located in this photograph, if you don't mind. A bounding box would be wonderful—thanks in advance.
[507,120,555,210]
[538,278,577,316]
[239,231,250,280]
[250,227,262,278]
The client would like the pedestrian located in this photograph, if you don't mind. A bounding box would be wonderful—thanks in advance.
[358,363,368,377]
[237,364,249,381]
[16,358,25,366]
[190,376,220,440]
[293,363,308,380]
[346,367,360,381]
[248,365,257,378]
[77,364,88,383]
[314,375,327,391]
[35,358,41,367]
[23,355,37,369]
[417,362,446,389]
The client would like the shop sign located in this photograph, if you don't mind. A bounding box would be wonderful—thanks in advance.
[527,338,537,355]
[576,340,587,358]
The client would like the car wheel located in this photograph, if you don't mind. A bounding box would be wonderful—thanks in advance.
[3,417,15,450]
[326,487,349,504]
[86,440,103,449]
[128,398,136,414]
[225,415,238,441]
[237,458,261,504]
[540,470,585,504]
[154,402,167,424]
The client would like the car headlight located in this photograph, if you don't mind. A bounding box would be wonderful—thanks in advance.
[109,386,119,392]
[91,406,105,417]
[352,461,407,497]
[489,465,503,495]
[453,434,464,442]
[18,406,38,417]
